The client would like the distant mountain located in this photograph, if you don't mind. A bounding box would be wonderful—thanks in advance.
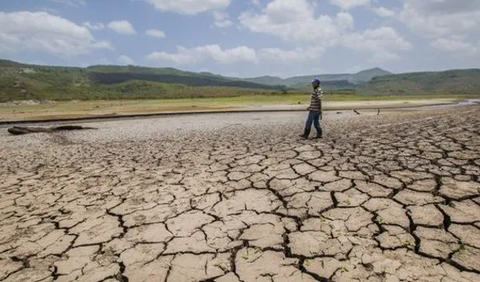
[348,68,392,84]
[290,80,356,91]
[0,59,284,102]
[242,74,348,87]
[241,76,286,87]
[1,59,479,102]
[242,68,392,87]
[358,69,480,95]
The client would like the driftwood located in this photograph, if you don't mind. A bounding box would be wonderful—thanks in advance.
[351,109,381,115]
[8,125,96,135]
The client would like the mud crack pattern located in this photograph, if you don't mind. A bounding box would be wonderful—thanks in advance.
[1,107,480,282]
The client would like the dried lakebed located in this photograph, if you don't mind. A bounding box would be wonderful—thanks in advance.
[1,106,479,282]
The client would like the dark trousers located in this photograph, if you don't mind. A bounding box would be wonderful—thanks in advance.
[305,111,321,132]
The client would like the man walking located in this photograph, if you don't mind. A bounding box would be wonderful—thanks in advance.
[299,77,323,139]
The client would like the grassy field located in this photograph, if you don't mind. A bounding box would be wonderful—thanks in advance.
[357,69,480,96]
[0,60,285,102]
[3,60,480,104]
[1,94,477,121]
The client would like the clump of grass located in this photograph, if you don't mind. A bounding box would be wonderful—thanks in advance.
[376,217,385,224]
[339,266,349,273]
[404,240,415,248]
[453,242,466,253]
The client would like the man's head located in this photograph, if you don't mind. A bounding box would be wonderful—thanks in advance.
[312,77,321,89]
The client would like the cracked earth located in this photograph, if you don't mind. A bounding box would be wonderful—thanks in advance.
[1,106,480,282]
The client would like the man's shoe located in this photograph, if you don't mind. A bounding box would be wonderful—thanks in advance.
[299,129,310,139]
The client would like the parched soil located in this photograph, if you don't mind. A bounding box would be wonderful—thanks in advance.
[0,98,460,122]
[0,106,479,282]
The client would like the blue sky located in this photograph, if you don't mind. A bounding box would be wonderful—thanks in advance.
[0,0,479,77]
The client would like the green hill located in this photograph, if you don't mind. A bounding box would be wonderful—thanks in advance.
[241,76,286,86]
[243,74,350,87]
[348,68,391,84]
[242,68,391,87]
[0,60,284,102]
[290,80,355,91]
[358,69,480,95]
[1,59,479,102]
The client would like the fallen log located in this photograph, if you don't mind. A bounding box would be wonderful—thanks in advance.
[8,125,96,135]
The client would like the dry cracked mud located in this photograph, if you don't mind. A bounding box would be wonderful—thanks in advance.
[1,106,480,282]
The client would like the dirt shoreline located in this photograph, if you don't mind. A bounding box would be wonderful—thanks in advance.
[0,98,465,125]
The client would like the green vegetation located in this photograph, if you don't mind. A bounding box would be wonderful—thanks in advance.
[1,59,479,103]
[349,68,392,84]
[358,69,480,96]
[243,68,391,87]
[0,59,284,102]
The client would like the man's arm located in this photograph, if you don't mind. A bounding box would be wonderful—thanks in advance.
[316,90,322,110]
[318,89,323,118]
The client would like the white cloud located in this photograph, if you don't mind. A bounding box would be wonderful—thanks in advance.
[0,11,112,56]
[259,47,325,62]
[346,65,362,73]
[146,45,326,66]
[82,58,111,67]
[431,38,478,55]
[146,29,166,38]
[336,12,354,30]
[118,55,135,65]
[403,0,480,15]
[239,0,353,45]
[213,11,233,28]
[42,7,59,14]
[83,22,105,30]
[239,0,412,65]
[49,0,86,7]
[143,0,231,15]
[147,45,258,65]
[108,20,136,35]
[329,0,370,10]
[250,0,261,6]
[342,27,412,62]
[372,7,395,17]
[371,52,400,63]
[400,0,480,37]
